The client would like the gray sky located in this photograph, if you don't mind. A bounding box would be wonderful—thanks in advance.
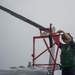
[0,1,75,74]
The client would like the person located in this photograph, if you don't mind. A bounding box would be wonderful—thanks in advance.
[56,30,75,75]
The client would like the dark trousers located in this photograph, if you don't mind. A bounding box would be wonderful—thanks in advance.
[62,67,75,75]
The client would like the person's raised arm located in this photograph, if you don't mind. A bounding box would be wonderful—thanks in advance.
[57,30,72,42]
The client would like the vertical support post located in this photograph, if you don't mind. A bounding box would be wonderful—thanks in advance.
[33,37,35,66]
[49,26,55,64]
[52,35,60,75]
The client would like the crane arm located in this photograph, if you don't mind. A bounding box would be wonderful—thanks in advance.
[0,5,46,30]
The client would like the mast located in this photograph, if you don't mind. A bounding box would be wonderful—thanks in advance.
[0,5,46,30]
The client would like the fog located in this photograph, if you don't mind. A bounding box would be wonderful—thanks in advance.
[0,0,75,75]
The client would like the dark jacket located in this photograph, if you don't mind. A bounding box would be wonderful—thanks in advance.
[60,40,75,67]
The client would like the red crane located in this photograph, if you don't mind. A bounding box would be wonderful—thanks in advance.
[0,5,61,75]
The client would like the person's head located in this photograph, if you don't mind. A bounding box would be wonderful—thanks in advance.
[61,33,73,44]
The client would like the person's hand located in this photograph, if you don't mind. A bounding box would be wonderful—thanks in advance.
[56,30,64,33]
